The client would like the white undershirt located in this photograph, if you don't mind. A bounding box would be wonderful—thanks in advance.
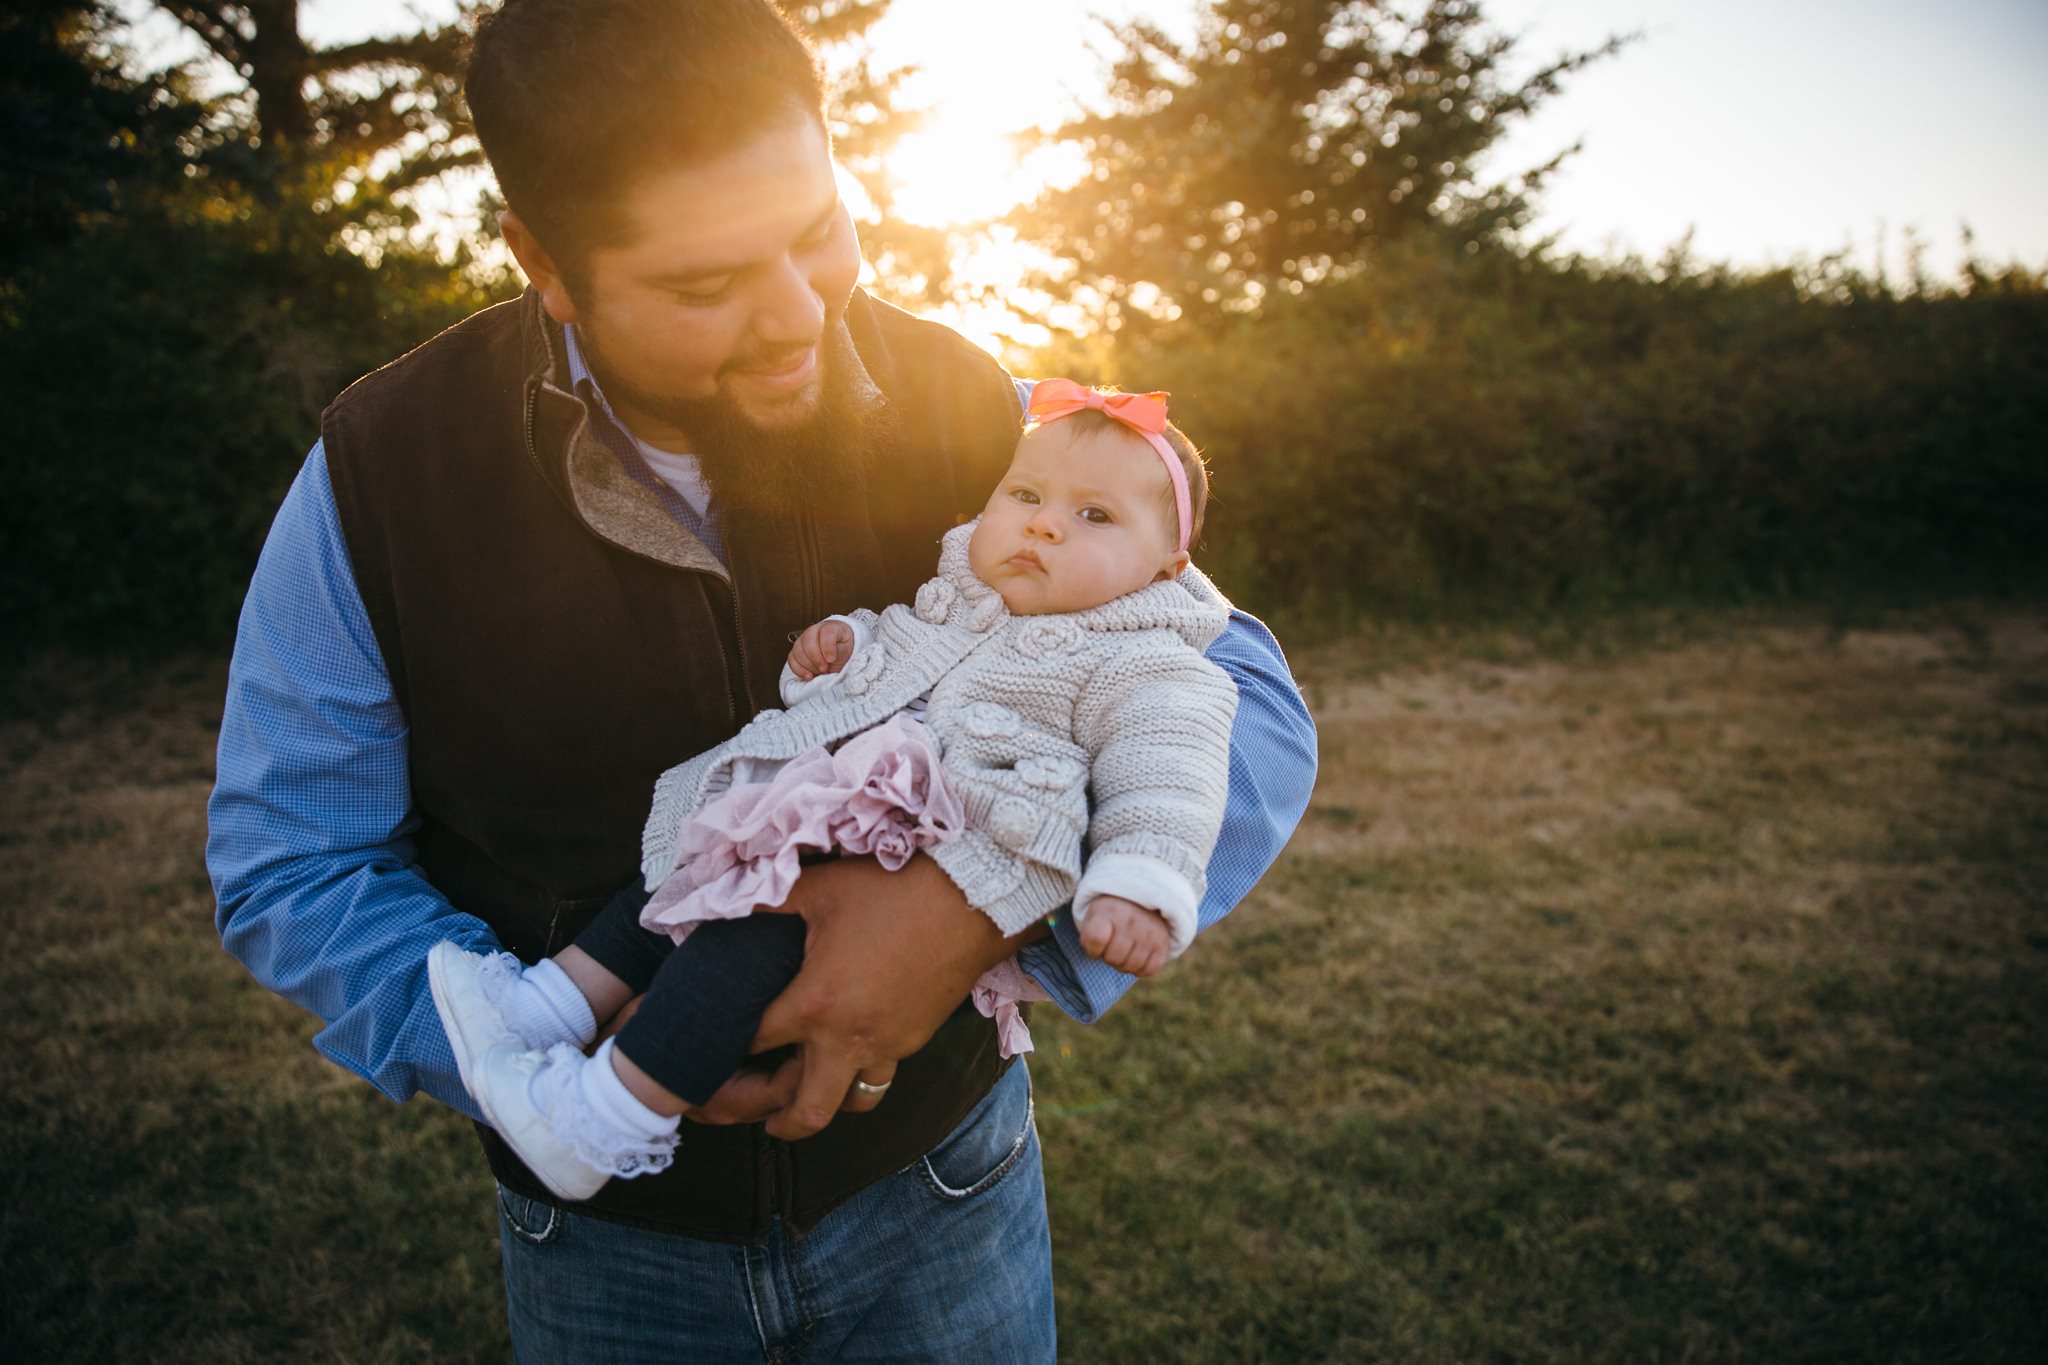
[563,323,715,518]
[630,440,714,519]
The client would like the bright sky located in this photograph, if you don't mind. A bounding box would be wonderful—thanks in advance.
[132,0,2048,294]
[1478,0,2048,280]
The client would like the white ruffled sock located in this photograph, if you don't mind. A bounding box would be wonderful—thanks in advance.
[483,956,598,1051]
[585,1039,680,1142]
[526,1039,680,1180]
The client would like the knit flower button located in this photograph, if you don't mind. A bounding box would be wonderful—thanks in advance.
[840,644,888,696]
[915,580,958,624]
[967,594,1005,632]
[1015,754,1083,791]
[987,797,1040,850]
[1016,619,1083,659]
[959,702,1020,739]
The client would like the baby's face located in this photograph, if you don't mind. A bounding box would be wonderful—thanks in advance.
[968,422,1189,616]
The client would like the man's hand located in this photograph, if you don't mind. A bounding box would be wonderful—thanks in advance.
[751,853,1043,1141]
[1078,895,1172,978]
[596,996,805,1125]
[788,618,856,681]
[687,1053,804,1126]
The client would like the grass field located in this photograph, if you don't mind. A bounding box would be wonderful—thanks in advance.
[4,604,2044,1361]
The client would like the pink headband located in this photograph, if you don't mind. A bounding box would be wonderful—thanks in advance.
[1025,378,1191,553]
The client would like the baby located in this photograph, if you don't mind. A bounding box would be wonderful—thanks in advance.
[428,380,1239,1200]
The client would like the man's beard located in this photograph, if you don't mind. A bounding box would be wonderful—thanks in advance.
[578,325,880,518]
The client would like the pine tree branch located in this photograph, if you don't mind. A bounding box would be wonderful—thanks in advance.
[375,143,485,197]
[156,1,249,74]
[309,29,465,79]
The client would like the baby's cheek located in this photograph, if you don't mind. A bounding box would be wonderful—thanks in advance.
[965,522,997,575]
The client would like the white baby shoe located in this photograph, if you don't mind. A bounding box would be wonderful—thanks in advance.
[427,940,522,1105]
[474,1041,678,1203]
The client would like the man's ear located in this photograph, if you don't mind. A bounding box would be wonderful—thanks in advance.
[500,210,579,325]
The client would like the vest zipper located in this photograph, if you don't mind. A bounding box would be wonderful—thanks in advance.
[799,508,824,625]
[713,574,755,722]
[730,573,758,716]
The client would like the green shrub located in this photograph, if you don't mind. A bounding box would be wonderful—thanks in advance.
[0,202,514,655]
[1033,243,2048,624]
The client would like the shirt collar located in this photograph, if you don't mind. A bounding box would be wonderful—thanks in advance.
[562,323,643,444]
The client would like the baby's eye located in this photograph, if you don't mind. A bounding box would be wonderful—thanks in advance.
[1079,506,1113,525]
[1009,487,1041,505]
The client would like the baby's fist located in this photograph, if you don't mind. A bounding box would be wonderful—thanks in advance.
[789,618,856,681]
[1078,895,1172,978]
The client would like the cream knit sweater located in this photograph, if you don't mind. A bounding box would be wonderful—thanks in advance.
[640,521,1240,945]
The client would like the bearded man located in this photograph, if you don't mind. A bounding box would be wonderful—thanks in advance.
[206,0,1316,1357]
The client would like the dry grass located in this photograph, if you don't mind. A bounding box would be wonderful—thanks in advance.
[4,605,2045,1361]
[1030,604,2048,1361]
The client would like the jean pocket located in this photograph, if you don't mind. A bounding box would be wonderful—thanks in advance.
[917,1065,1034,1200]
[497,1186,563,1245]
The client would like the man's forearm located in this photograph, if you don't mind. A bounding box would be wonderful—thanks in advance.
[207,446,494,1119]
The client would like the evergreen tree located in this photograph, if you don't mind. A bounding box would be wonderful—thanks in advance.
[136,2,940,293]
[0,0,201,271]
[788,0,953,305]
[147,0,481,225]
[1010,0,1626,325]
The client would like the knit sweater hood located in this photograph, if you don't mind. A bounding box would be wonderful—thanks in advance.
[641,521,1239,937]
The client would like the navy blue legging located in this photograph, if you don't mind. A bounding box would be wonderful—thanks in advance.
[571,882,807,1107]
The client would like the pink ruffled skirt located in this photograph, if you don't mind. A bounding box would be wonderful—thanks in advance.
[641,713,1049,1057]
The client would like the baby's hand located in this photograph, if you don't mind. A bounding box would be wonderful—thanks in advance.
[1078,896,1172,978]
[788,618,856,681]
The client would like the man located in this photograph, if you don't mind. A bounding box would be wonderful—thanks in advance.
[206,0,1316,1357]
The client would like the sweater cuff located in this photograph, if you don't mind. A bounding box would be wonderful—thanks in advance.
[1073,854,1199,957]
[928,830,1077,938]
[778,614,874,707]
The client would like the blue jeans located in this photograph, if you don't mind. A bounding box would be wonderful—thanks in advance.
[497,1061,1054,1362]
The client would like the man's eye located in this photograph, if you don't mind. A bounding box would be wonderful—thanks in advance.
[795,204,843,252]
[671,282,733,306]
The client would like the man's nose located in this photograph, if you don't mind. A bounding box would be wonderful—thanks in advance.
[751,253,826,346]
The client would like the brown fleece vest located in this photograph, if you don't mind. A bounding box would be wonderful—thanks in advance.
[321,289,1022,1241]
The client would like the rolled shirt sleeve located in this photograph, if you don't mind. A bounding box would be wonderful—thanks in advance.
[206,443,496,1120]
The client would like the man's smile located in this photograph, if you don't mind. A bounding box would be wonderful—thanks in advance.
[729,343,819,395]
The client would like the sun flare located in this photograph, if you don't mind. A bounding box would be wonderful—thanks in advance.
[880,126,1084,231]
[861,126,1088,358]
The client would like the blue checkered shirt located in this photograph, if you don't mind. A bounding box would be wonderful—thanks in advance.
[206,373,1318,1120]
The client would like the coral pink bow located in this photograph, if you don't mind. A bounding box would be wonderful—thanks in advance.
[1025,379,1191,552]
[1026,378,1171,434]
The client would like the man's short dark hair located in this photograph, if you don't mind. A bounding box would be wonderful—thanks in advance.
[466,0,825,274]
